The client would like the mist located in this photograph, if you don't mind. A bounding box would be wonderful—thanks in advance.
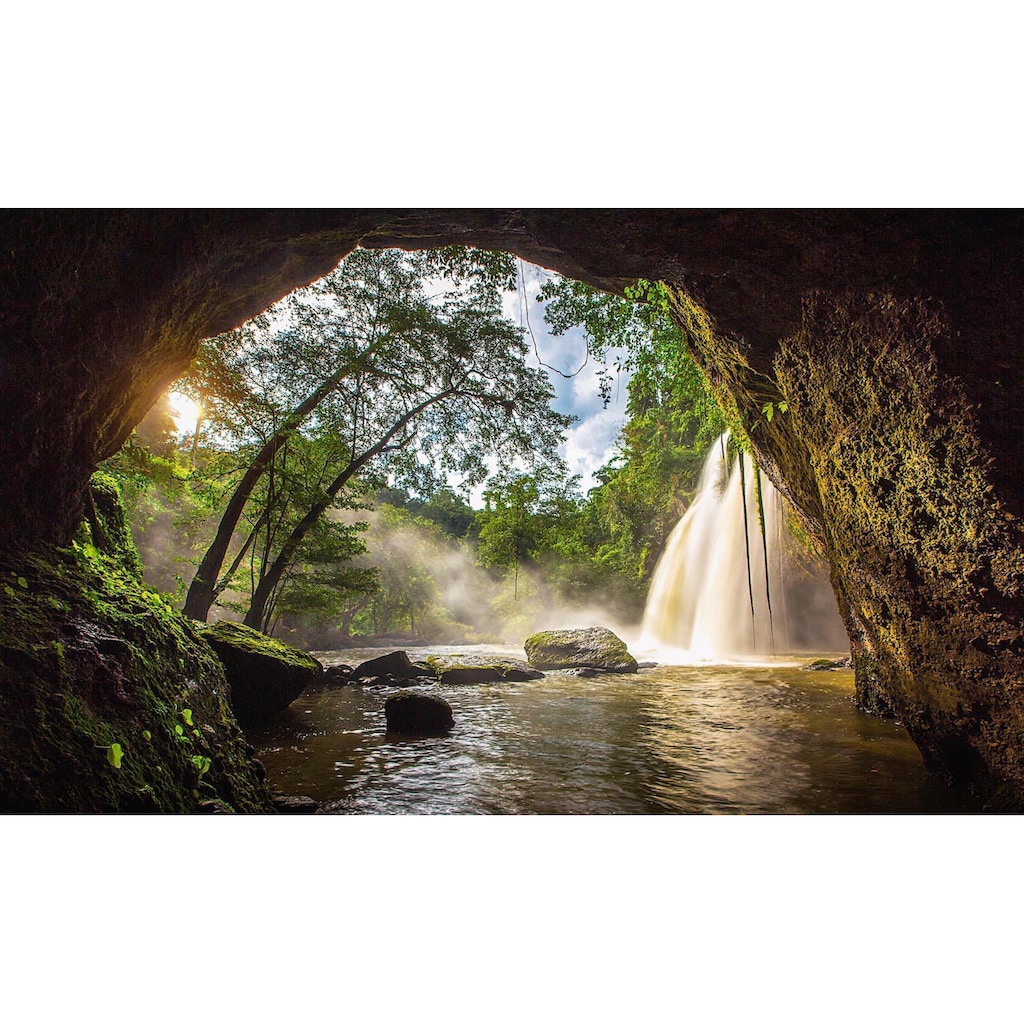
[318,505,641,649]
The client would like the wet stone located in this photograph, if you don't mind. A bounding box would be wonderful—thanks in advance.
[384,690,455,736]
[272,794,320,814]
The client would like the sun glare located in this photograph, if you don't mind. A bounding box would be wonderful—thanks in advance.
[166,390,201,435]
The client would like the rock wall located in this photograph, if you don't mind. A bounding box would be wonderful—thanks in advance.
[3,209,1024,806]
[0,475,270,812]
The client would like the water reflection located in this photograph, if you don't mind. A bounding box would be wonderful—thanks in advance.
[245,646,979,814]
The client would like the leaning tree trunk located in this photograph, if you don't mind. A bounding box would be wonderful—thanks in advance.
[243,392,451,631]
[183,361,363,621]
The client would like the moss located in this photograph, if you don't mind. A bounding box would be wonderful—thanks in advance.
[424,654,542,684]
[199,620,322,675]
[703,286,1024,799]
[85,472,145,578]
[0,537,272,812]
[199,620,322,722]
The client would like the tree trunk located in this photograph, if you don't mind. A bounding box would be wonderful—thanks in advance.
[183,361,360,621]
[243,391,451,630]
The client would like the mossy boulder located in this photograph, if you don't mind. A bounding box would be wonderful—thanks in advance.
[804,657,853,671]
[424,653,543,684]
[524,627,639,674]
[0,543,272,813]
[384,690,455,736]
[200,620,323,723]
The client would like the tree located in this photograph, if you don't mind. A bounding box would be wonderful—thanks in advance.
[179,246,570,632]
[475,466,581,603]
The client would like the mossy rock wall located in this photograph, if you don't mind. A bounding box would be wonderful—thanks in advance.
[666,278,1024,805]
[0,480,272,811]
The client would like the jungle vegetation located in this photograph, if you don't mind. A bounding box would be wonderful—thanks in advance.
[104,249,727,644]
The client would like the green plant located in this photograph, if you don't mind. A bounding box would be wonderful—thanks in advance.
[755,400,789,428]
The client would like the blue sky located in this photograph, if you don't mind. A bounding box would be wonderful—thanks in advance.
[501,260,630,496]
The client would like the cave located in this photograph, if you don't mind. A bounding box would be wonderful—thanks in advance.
[2,208,1023,810]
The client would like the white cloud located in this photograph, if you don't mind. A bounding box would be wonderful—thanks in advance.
[503,258,632,493]
[562,409,628,494]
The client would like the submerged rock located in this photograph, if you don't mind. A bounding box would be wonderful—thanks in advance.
[524,627,639,674]
[384,690,455,736]
[424,653,543,684]
[201,620,323,723]
[804,657,853,671]
[351,650,434,681]
[271,794,320,814]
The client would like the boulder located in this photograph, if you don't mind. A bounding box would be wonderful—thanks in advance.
[424,653,544,684]
[201,620,323,722]
[384,690,455,736]
[351,650,433,681]
[325,664,354,686]
[524,627,639,674]
[357,673,408,687]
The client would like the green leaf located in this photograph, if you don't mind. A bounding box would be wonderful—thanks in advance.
[16,576,28,589]
[762,402,774,423]
[107,743,124,769]
[141,729,152,742]
[191,754,212,778]
[181,709,193,726]
[778,401,789,414]
[4,586,14,598]
[175,724,184,736]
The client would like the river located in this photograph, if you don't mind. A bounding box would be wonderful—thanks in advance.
[246,644,979,814]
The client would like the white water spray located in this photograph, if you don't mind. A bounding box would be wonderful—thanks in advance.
[640,433,842,663]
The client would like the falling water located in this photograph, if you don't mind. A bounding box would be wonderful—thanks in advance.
[641,433,840,663]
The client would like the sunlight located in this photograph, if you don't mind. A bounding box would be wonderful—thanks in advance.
[166,390,201,435]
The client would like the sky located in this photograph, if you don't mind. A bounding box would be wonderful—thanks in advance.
[500,260,630,497]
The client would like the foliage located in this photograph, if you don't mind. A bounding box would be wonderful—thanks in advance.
[173,245,570,632]
[532,274,732,594]
[105,258,765,648]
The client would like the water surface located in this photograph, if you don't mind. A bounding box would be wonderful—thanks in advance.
[247,644,978,814]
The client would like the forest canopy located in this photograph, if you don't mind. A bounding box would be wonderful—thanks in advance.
[105,250,731,645]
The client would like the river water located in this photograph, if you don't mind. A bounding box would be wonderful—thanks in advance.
[246,644,979,814]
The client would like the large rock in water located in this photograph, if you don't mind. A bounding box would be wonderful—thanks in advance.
[384,690,455,736]
[201,620,323,722]
[424,653,543,684]
[351,650,433,681]
[524,627,639,674]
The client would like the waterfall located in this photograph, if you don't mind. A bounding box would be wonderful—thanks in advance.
[640,433,843,663]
